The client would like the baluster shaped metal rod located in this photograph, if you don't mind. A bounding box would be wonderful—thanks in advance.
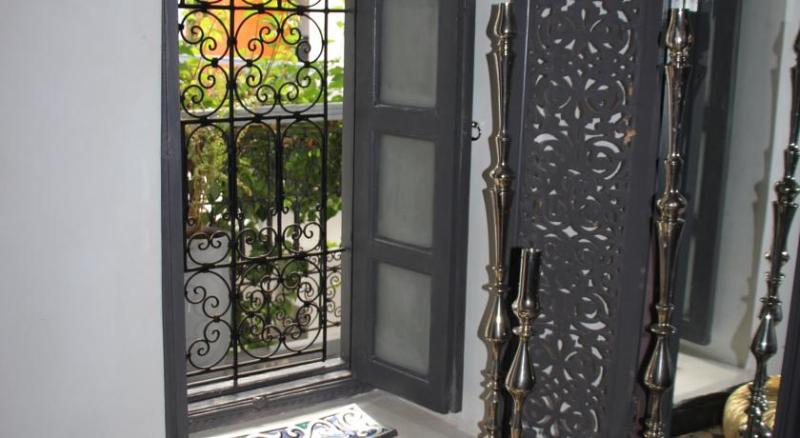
[479,2,515,437]
[642,7,693,438]
[505,249,542,438]
[741,30,800,438]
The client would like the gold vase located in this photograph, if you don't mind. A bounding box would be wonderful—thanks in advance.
[723,375,781,438]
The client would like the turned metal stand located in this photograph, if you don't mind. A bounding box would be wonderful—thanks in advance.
[478,3,516,437]
[642,6,694,438]
[505,249,542,438]
[741,31,800,438]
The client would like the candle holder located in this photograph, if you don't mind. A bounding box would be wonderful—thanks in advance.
[642,6,694,438]
[505,248,542,438]
[741,30,800,438]
[478,2,516,437]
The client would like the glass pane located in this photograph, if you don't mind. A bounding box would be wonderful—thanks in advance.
[379,0,439,107]
[376,135,436,247]
[374,263,431,375]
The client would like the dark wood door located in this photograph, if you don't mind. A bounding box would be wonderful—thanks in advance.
[350,0,473,413]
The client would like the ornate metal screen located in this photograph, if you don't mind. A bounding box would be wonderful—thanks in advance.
[177,0,346,397]
[509,0,663,435]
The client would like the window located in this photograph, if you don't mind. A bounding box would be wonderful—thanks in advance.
[178,0,348,400]
[162,0,475,431]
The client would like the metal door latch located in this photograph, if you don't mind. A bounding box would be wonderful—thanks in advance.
[471,121,482,141]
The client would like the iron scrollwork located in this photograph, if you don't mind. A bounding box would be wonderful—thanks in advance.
[642,6,694,438]
[514,0,651,434]
[479,2,516,437]
[741,30,800,438]
[178,0,346,394]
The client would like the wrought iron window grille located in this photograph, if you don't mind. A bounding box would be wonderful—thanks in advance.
[177,0,348,400]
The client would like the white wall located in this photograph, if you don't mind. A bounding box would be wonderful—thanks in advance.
[449,0,495,434]
[5,0,797,436]
[0,2,166,437]
[680,0,800,372]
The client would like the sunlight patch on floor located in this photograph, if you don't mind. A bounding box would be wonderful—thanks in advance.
[192,390,472,438]
[205,403,394,438]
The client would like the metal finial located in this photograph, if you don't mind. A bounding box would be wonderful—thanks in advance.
[666,8,693,59]
[505,248,542,438]
[490,2,516,41]
[790,29,800,146]
[512,249,542,325]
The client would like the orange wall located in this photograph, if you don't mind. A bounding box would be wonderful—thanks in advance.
[206,0,291,60]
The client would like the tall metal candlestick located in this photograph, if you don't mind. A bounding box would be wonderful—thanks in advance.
[741,30,800,438]
[642,7,694,438]
[505,248,542,438]
[479,2,515,437]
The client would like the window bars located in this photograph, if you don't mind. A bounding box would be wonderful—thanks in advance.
[177,0,346,398]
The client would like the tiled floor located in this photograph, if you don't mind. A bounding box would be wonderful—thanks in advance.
[193,389,472,438]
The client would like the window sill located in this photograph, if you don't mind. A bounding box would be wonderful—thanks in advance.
[189,368,371,435]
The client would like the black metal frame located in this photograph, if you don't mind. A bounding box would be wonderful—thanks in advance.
[162,0,189,436]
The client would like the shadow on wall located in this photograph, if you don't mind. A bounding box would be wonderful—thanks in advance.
[733,22,786,367]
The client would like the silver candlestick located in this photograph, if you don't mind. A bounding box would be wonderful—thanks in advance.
[642,7,694,438]
[505,248,542,438]
[478,2,516,437]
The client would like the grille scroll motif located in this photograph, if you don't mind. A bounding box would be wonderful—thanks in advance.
[178,0,346,396]
[513,0,651,435]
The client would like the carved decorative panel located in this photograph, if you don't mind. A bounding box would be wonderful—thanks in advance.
[512,0,662,436]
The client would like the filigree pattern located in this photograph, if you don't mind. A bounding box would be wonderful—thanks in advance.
[179,0,344,393]
[516,1,641,435]
[216,404,394,438]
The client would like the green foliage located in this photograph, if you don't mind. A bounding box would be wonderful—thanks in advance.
[181,9,344,236]
[180,9,345,351]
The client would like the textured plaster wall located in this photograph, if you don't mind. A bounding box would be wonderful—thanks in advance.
[0,2,166,437]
